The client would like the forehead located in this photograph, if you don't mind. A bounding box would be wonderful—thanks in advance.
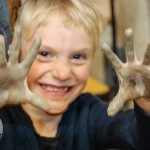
[36,13,89,35]
[33,15,94,51]
[36,16,87,37]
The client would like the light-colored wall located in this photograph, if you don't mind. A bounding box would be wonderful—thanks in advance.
[90,0,150,83]
[115,0,150,60]
[90,0,111,82]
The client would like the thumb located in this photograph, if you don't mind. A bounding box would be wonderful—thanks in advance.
[0,89,9,104]
[23,78,50,111]
[25,93,51,111]
[107,92,127,116]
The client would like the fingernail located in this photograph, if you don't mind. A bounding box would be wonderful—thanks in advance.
[125,28,133,37]
[107,109,115,116]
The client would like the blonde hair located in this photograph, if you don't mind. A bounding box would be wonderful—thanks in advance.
[18,0,103,52]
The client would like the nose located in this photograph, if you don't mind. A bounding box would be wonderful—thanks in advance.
[51,60,71,81]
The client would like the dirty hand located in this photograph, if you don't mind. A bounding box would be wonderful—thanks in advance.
[0,24,50,111]
[101,28,150,116]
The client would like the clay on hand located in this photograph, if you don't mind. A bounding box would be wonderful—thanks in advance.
[101,28,150,116]
[0,24,50,111]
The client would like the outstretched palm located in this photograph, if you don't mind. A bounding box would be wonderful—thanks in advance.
[102,28,150,116]
[0,24,50,111]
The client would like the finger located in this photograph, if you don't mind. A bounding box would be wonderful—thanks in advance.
[22,37,41,70]
[101,43,122,70]
[142,43,150,65]
[125,28,135,63]
[0,35,7,67]
[9,24,22,64]
[107,92,127,116]
[26,93,51,111]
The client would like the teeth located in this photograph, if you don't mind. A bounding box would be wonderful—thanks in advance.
[41,85,69,92]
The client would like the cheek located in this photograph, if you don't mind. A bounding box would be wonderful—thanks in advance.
[27,61,43,87]
[27,63,37,87]
[74,65,91,84]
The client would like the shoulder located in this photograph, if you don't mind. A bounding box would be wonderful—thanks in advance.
[0,105,38,149]
[0,105,31,126]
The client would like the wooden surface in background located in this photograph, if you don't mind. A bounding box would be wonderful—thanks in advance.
[83,76,110,95]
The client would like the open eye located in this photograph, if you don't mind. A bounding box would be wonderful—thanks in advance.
[73,54,85,60]
[37,50,54,62]
[39,51,49,57]
[71,53,89,65]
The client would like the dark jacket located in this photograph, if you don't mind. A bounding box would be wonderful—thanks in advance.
[0,93,150,150]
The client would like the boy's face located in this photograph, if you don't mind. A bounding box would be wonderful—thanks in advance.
[21,15,94,115]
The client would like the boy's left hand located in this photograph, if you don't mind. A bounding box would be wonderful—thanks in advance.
[101,28,150,116]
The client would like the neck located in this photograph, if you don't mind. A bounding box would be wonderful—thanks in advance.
[21,103,62,137]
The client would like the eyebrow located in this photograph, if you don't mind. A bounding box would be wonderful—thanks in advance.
[40,43,93,53]
[40,44,55,52]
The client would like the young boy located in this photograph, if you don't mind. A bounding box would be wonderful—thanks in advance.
[0,0,150,149]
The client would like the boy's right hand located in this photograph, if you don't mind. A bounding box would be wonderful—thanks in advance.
[0,24,50,111]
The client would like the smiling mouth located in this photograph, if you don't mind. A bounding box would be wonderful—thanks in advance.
[40,84,71,93]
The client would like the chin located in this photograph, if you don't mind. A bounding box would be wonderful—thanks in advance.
[45,102,70,116]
